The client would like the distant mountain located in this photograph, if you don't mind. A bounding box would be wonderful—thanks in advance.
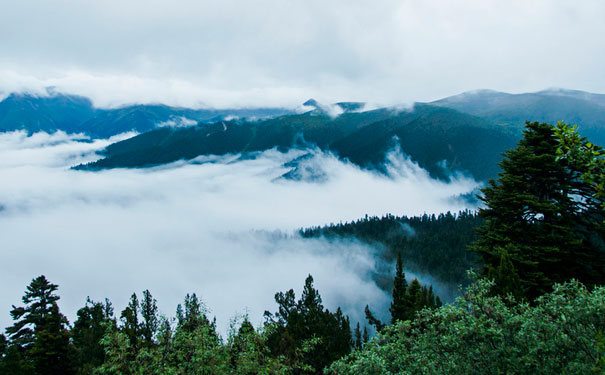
[432,88,605,145]
[0,93,96,134]
[0,92,291,138]
[7,88,605,182]
[78,104,518,181]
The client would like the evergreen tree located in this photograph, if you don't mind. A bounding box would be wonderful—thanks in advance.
[72,297,113,375]
[389,253,408,324]
[264,275,352,374]
[406,279,422,312]
[364,305,384,332]
[4,275,74,375]
[119,293,140,359]
[472,122,605,300]
[140,290,158,347]
[486,246,523,299]
[362,327,369,346]
[353,323,362,350]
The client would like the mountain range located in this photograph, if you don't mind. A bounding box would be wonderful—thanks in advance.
[2,88,605,181]
[0,91,290,138]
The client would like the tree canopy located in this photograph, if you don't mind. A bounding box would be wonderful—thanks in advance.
[472,121,605,300]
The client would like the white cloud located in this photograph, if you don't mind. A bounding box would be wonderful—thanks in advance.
[0,0,603,108]
[0,131,478,334]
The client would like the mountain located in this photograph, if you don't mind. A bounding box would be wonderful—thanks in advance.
[6,88,605,181]
[0,92,291,138]
[78,104,518,181]
[432,88,605,145]
[0,93,96,134]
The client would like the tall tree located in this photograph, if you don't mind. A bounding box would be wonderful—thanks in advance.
[72,297,114,375]
[4,275,74,375]
[119,293,140,359]
[389,253,409,323]
[264,275,352,374]
[140,290,158,347]
[472,122,605,300]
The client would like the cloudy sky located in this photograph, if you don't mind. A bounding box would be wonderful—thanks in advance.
[1,0,604,108]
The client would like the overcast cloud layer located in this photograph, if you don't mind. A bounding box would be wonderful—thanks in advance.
[0,132,478,333]
[1,0,604,108]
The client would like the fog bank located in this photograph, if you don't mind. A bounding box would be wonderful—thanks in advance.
[0,131,479,333]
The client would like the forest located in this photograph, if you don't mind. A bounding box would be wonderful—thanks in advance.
[2,121,605,374]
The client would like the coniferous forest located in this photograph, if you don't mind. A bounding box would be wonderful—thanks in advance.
[2,121,605,374]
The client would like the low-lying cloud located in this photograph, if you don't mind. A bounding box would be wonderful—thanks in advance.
[0,131,479,334]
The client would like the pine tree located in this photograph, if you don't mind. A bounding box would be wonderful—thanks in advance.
[472,122,605,300]
[487,246,523,299]
[72,297,114,375]
[119,293,140,360]
[265,275,352,374]
[140,290,158,347]
[5,275,74,375]
[353,323,362,350]
[406,279,422,314]
[362,327,369,345]
[389,253,408,324]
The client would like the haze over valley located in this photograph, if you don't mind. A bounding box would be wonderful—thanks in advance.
[2,1,605,373]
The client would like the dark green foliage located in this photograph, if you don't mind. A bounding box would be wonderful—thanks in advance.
[301,210,483,288]
[486,246,522,299]
[328,278,605,375]
[78,104,517,181]
[353,323,362,350]
[72,298,114,375]
[433,88,605,146]
[367,256,443,332]
[362,327,369,346]
[364,305,384,332]
[264,275,352,374]
[3,275,74,375]
[119,293,140,356]
[176,293,214,334]
[472,122,605,300]
[140,290,159,347]
[389,253,408,323]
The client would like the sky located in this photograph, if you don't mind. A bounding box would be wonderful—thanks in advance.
[1,0,605,108]
[0,131,478,334]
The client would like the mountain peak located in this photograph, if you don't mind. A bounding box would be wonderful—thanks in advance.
[303,99,320,108]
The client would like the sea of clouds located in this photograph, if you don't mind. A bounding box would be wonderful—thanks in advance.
[0,131,480,334]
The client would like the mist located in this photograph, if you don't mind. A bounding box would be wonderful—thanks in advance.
[0,131,479,334]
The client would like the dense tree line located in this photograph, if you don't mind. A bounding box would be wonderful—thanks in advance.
[328,277,605,374]
[0,275,370,375]
[301,210,483,286]
[330,122,605,373]
[3,122,605,374]
[1,271,441,374]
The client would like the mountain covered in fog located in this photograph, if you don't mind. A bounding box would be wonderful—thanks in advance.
[79,104,517,181]
[432,88,605,145]
[0,91,290,138]
[3,88,605,181]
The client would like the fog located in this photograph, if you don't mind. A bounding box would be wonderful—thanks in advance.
[0,131,479,334]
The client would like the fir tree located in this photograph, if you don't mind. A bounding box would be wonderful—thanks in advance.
[119,293,140,359]
[353,323,362,350]
[72,297,114,375]
[389,253,408,324]
[5,275,74,375]
[472,122,605,300]
[140,290,158,347]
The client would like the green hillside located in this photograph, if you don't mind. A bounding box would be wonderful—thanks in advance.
[79,104,518,181]
[432,88,605,144]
